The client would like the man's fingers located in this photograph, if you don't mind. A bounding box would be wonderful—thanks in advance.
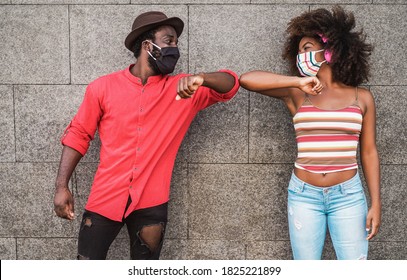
[176,77,198,100]
[54,200,74,220]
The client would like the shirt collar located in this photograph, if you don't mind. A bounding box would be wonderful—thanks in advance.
[124,64,166,85]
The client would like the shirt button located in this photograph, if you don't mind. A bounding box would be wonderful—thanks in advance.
[129,186,133,189]
[137,148,141,151]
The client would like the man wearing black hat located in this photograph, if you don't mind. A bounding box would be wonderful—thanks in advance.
[53,11,239,260]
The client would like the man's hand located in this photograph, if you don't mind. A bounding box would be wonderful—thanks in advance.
[298,76,323,95]
[54,185,75,220]
[176,74,205,100]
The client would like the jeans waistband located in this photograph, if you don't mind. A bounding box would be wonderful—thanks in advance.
[290,171,361,192]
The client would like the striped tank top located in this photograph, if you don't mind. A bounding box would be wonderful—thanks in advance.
[293,90,363,173]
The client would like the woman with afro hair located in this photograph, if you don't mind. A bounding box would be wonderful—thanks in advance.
[240,6,380,260]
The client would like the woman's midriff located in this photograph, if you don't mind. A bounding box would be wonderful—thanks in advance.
[294,168,358,187]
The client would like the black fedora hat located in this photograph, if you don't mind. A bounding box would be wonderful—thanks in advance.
[125,11,184,52]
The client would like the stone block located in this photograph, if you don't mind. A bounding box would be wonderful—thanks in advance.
[0,86,15,162]
[163,239,246,260]
[17,238,77,260]
[249,91,297,163]
[13,0,128,4]
[339,5,407,85]
[0,163,76,237]
[189,164,249,240]
[131,0,249,3]
[167,161,188,239]
[252,0,370,3]
[185,239,246,260]
[187,91,248,163]
[0,0,10,4]
[369,241,407,260]
[70,5,188,84]
[189,163,291,241]
[245,164,292,240]
[160,239,189,260]
[189,5,308,75]
[373,86,406,164]
[0,5,69,84]
[373,0,407,3]
[373,165,406,242]
[14,85,100,163]
[0,238,16,260]
[246,241,292,260]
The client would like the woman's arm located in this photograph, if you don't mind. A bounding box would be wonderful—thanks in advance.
[239,70,323,115]
[359,88,381,240]
[239,71,323,97]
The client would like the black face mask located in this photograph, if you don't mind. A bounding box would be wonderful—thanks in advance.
[146,41,180,75]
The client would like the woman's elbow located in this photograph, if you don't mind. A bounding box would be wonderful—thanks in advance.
[239,72,253,90]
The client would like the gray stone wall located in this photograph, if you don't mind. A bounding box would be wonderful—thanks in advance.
[0,0,406,260]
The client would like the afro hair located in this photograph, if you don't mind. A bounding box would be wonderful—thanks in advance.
[282,5,373,87]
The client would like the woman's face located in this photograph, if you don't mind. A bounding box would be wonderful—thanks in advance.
[298,36,325,62]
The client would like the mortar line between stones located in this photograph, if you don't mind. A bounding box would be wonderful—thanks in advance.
[248,91,251,164]
[68,5,72,85]
[187,4,190,74]
[12,85,17,163]
[3,3,406,6]
[186,161,190,240]
[15,237,18,260]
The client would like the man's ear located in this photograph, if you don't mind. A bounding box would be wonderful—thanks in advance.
[142,41,151,52]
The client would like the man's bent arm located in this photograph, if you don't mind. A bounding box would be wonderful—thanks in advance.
[201,72,236,93]
[177,70,238,100]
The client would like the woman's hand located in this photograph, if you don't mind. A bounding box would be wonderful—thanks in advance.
[298,76,323,95]
[366,204,381,240]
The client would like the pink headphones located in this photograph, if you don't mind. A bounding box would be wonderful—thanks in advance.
[318,34,332,63]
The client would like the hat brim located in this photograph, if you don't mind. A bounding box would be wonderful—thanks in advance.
[124,17,184,52]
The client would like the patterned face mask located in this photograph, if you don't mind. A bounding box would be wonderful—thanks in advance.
[296,49,326,77]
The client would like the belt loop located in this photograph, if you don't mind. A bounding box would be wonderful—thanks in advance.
[300,182,305,192]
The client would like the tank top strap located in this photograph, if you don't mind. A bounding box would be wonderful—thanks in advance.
[354,87,359,105]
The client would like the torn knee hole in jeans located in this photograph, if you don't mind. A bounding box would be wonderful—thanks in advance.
[80,217,92,231]
[137,223,165,254]
[84,217,92,227]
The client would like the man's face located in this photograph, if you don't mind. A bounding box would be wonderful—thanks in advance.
[145,25,179,75]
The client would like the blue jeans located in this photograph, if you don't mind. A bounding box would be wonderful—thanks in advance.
[287,172,368,260]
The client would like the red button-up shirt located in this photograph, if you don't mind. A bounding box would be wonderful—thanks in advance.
[61,65,239,221]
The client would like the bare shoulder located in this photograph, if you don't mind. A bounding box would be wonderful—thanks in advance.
[357,87,376,114]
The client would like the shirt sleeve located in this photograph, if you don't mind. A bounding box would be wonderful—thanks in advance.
[60,82,103,156]
[193,69,240,111]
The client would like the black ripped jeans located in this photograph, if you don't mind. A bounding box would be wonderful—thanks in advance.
[77,202,168,260]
